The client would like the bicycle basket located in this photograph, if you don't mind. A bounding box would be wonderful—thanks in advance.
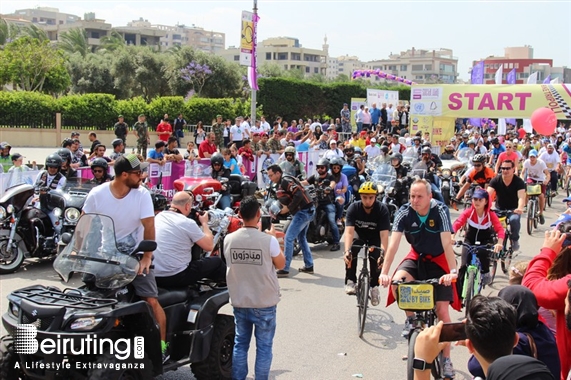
[396,283,435,311]
[498,216,507,228]
[526,184,541,195]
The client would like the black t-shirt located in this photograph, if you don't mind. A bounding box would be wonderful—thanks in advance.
[114,122,128,139]
[164,147,180,155]
[307,173,334,204]
[345,201,390,245]
[488,175,525,210]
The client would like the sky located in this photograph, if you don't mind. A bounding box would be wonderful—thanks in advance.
[2,0,570,80]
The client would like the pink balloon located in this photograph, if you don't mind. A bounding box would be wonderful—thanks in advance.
[379,72,387,78]
[387,74,396,80]
[531,107,557,135]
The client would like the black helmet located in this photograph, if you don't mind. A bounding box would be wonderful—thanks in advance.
[380,146,389,155]
[329,157,344,168]
[422,142,432,148]
[412,136,421,142]
[151,193,168,212]
[343,145,354,153]
[462,133,469,138]
[390,153,403,165]
[316,158,330,169]
[472,154,486,163]
[421,147,432,155]
[91,157,109,171]
[61,138,73,147]
[45,154,63,168]
[491,138,500,144]
[56,148,72,165]
[210,153,224,167]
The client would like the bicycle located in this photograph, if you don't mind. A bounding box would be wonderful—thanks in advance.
[454,242,495,314]
[526,183,541,235]
[493,210,515,274]
[393,278,443,380]
[350,243,384,338]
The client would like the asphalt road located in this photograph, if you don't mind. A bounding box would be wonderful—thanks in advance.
[0,147,560,379]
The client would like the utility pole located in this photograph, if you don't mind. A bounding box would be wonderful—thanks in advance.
[250,0,258,128]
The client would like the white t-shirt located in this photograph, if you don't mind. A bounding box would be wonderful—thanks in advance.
[240,121,251,138]
[153,211,205,277]
[364,145,381,159]
[309,122,322,133]
[230,125,243,141]
[261,121,271,132]
[83,183,153,254]
[523,159,548,182]
[324,148,344,160]
[539,151,560,171]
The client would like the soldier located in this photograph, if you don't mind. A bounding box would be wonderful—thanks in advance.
[133,114,150,158]
[267,131,284,154]
[212,114,225,151]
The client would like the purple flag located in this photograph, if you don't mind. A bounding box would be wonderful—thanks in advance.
[506,68,517,125]
[469,61,485,127]
[542,74,551,84]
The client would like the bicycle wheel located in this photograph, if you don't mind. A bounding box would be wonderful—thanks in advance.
[489,252,497,285]
[527,199,534,235]
[547,189,553,207]
[533,200,538,229]
[567,176,571,197]
[431,350,444,379]
[407,330,420,380]
[464,270,476,315]
[356,272,369,338]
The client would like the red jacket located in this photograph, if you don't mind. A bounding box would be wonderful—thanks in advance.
[522,247,571,380]
[452,206,505,240]
[238,146,254,162]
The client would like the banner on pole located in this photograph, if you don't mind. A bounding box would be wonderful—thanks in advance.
[240,11,254,66]
[366,89,399,108]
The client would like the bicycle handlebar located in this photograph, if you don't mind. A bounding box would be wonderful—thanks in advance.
[454,241,495,251]
[391,278,440,286]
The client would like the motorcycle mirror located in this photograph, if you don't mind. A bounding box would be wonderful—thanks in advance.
[219,177,229,184]
[61,233,73,245]
[135,240,157,253]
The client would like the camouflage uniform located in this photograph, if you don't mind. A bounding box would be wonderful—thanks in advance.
[251,141,262,153]
[133,121,149,158]
[267,138,282,154]
[212,123,225,150]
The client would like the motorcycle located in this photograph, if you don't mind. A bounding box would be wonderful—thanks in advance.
[305,185,346,246]
[58,177,97,237]
[1,213,233,379]
[0,184,68,274]
[174,163,257,211]
[370,160,400,222]
[438,159,464,206]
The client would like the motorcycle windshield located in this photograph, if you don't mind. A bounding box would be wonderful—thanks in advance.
[371,163,397,188]
[185,162,213,178]
[410,162,429,178]
[62,177,99,193]
[53,214,140,289]
[457,147,475,164]
[402,147,419,167]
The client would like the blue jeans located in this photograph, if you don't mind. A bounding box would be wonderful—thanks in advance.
[284,208,314,271]
[320,203,340,244]
[335,201,343,221]
[430,182,445,203]
[219,194,231,210]
[508,213,521,242]
[233,306,277,380]
[175,129,184,147]
[356,122,363,133]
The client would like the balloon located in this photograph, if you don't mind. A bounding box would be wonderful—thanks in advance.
[531,107,557,135]
[387,74,396,80]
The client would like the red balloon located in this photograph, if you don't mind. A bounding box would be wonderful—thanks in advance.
[530,107,557,136]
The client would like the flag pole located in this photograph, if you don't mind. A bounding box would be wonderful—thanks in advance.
[250,0,258,127]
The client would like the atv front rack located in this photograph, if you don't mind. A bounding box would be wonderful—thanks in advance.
[12,286,117,310]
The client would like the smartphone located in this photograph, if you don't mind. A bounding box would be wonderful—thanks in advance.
[438,322,467,342]
[261,215,272,232]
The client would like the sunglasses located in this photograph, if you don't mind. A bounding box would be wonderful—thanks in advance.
[500,167,513,170]
[316,166,327,170]
[285,153,294,157]
[213,163,222,166]
[473,164,482,168]
[128,170,142,176]
[92,169,104,173]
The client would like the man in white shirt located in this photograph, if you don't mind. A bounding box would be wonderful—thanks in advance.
[260,116,271,132]
[364,138,381,159]
[387,103,394,123]
[240,116,251,140]
[523,150,550,224]
[355,105,365,133]
[323,140,344,160]
[538,143,560,194]
[231,117,245,148]
[154,191,226,287]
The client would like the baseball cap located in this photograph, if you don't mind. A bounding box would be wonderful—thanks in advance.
[370,138,377,143]
[112,138,124,147]
[529,150,538,157]
[11,153,23,161]
[114,153,149,175]
[118,115,124,118]
[1,142,11,148]
[472,188,489,200]
[563,197,571,203]
[330,140,337,145]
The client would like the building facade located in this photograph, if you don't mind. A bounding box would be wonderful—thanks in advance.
[219,37,327,77]
[153,23,225,53]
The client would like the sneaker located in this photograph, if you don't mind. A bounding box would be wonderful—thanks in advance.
[336,219,343,226]
[276,270,289,278]
[370,286,380,306]
[401,316,414,338]
[345,280,356,295]
[539,214,545,225]
[298,266,314,274]
[512,240,520,251]
[442,357,455,378]
[330,243,340,251]
[161,342,170,364]
[481,272,492,286]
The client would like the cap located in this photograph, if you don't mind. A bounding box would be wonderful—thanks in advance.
[1,142,11,148]
[547,143,555,148]
[472,188,489,200]
[563,197,571,203]
[216,114,222,118]
[360,131,367,136]
[343,103,348,106]
[113,153,149,175]
[370,138,377,143]
[330,140,337,145]
[118,115,124,118]
[529,150,538,157]
[253,132,260,136]
[112,138,124,147]
[71,132,80,137]
[11,153,23,161]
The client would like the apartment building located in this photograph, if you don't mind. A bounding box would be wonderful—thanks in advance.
[219,37,327,77]
[153,23,225,54]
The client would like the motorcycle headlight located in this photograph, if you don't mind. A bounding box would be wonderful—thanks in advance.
[442,170,451,179]
[53,207,63,217]
[195,194,203,203]
[65,207,81,223]
[377,185,385,193]
[6,205,14,214]
[10,302,19,318]
[452,171,457,176]
[69,317,102,331]
[0,207,5,219]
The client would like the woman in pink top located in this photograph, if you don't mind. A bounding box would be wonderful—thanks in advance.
[495,141,520,174]
[362,107,372,130]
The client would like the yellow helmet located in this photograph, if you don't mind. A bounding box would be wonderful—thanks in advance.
[359,181,378,194]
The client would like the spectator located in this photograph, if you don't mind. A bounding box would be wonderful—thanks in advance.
[223,119,231,148]
[183,141,197,161]
[194,121,206,145]
[109,139,125,161]
[173,113,187,147]
[114,115,129,151]
[212,115,225,150]
[89,144,113,165]
[133,114,150,158]
[355,104,365,133]
[222,148,241,176]
[370,103,381,128]
[238,139,255,163]
[231,117,245,149]
[5,153,36,189]
[198,132,217,158]
[522,228,571,379]
[362,106,372,131]
[364,138,381,159]
[156,116,172,142]
[340,103,351,133]
[146,141,166,166]
[223,196,285,380]
[87,133,101,159]
[164,136,183,162]
[323,140,344,160]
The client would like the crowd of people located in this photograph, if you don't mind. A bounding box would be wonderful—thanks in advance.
[6,107,571,380]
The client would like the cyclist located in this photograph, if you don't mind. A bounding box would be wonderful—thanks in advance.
[538,143,560,195]
[488,137,505,166]
[495,141,520,175]
[343,182,389,306]
[380,179,459,379]
[452,188,504,286]
[414,147,445,203]
[522,150,550,225]
[454,154,495,202]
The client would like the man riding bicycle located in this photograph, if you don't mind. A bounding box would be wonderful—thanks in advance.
[522,150,550,225]
[380,179,458,379]
[454,154,494,203]
[343,182,390,306]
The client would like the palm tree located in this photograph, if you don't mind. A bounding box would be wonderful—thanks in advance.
[0,18,21,47]
[21,24,49,42]
[99,30,125,52]
[59,27,90,57]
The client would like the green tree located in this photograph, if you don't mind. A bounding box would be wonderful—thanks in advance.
[21,24,49,41]
[59,28,90,57]
[0,18,20,47]
[258,62,285,78]
[67,52,121,97]
[334,74,350,83]
[0,37,70,92]
[99,30,125,52]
